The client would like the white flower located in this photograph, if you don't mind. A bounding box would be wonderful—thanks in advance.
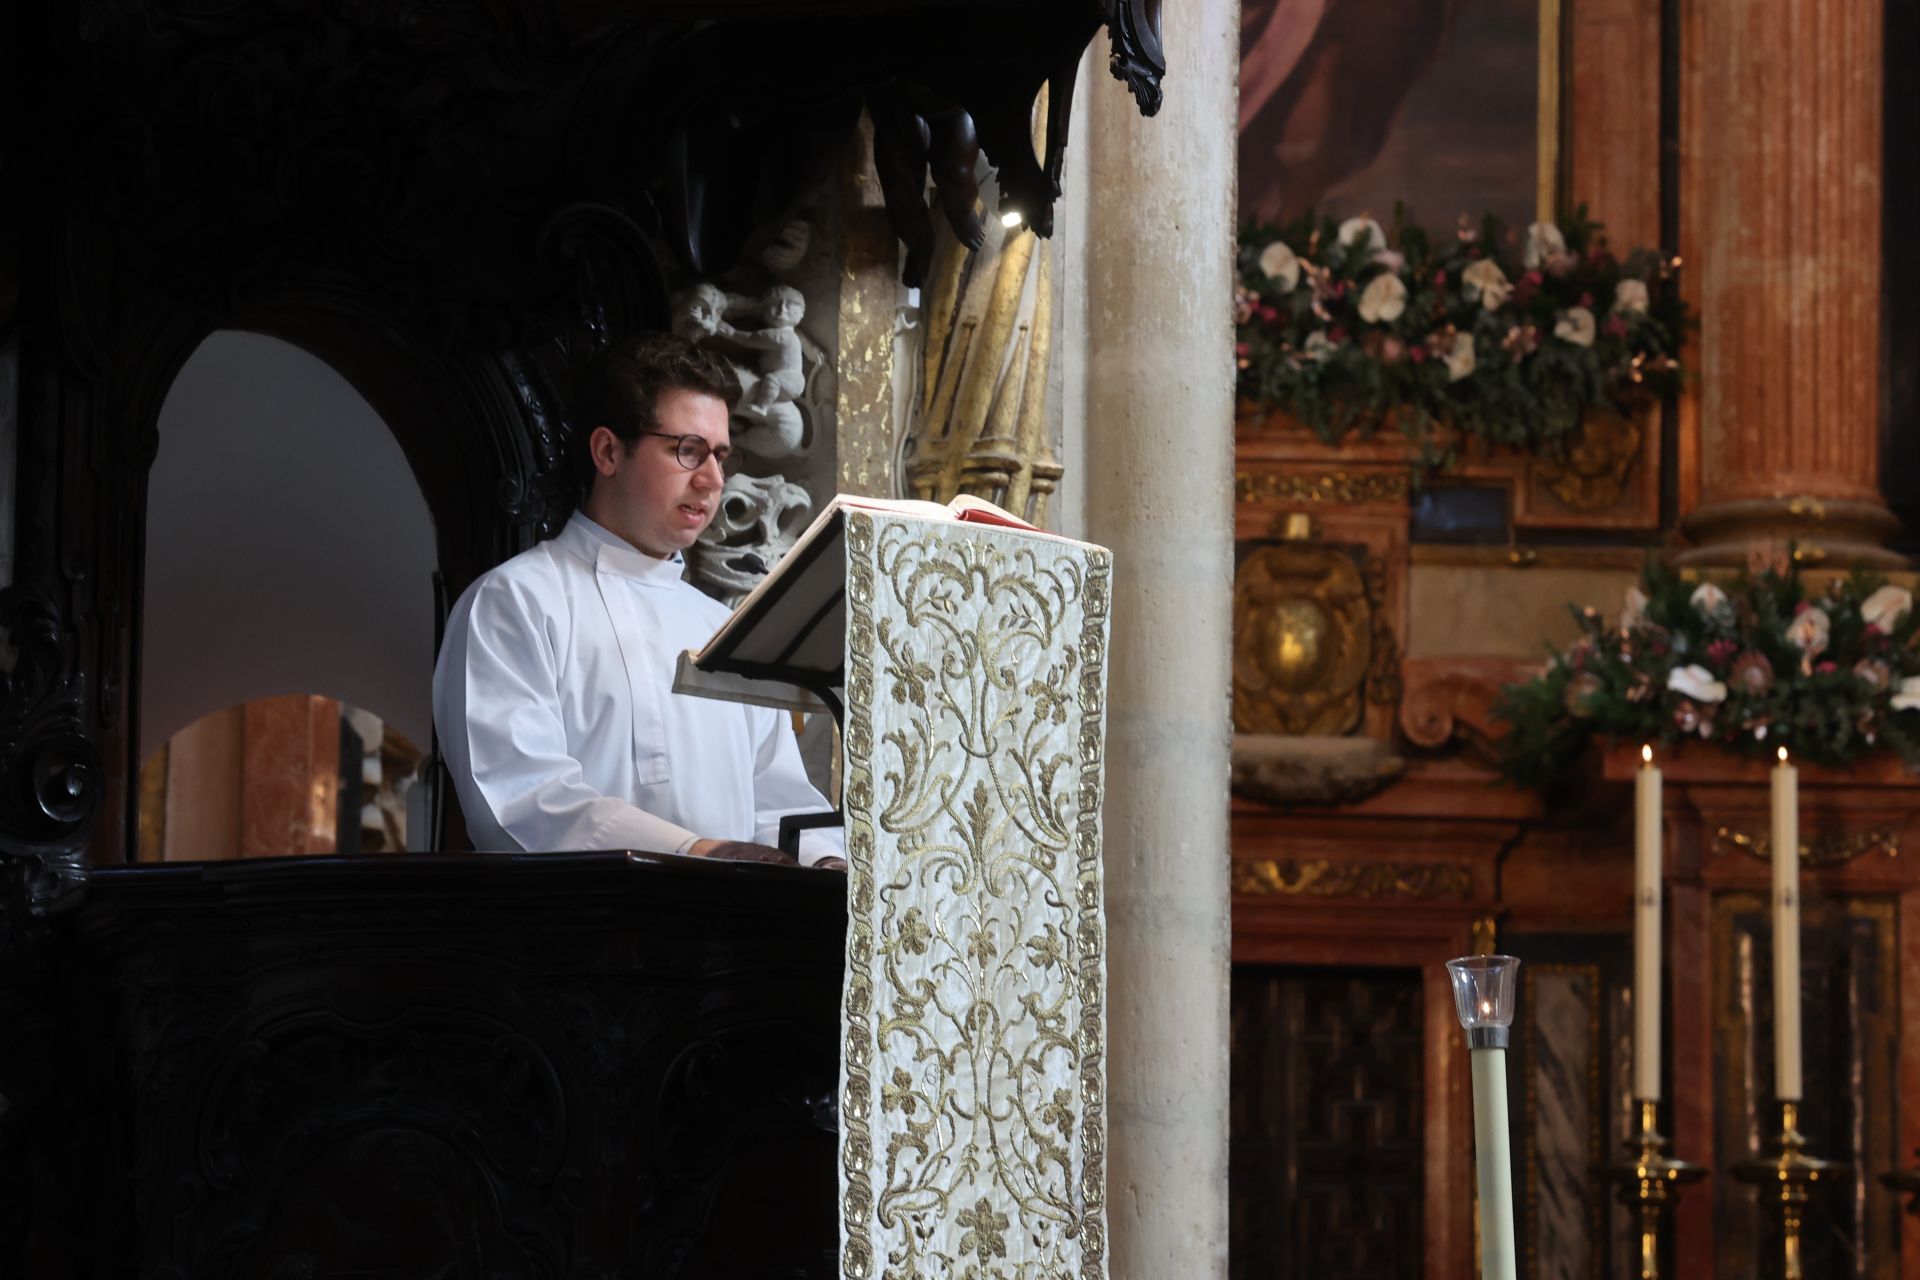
[1620,584,1649,630]
[1303,331,1336,362]
[1257,241,1301,291]
[1371,248,1407,272]
[1553,306,1597,347]
[1861,585,1913,631]
[1523,221,1567,269]
[1690,582,1730,618]
[1668,664,1728,704]
[1337,216,1387,256]
[1785,607,1830,659]
[1893,675,1920,712]
[1444,331,1476,382]
[1357,272,1408,324]
[1461,259,1512,310]
[1614,278,1650,315]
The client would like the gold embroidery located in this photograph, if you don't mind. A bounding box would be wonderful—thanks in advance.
[841,513,1111,1280]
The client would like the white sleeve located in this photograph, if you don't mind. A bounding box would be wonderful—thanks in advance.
[747,707,844,866]
[449,575,701,855]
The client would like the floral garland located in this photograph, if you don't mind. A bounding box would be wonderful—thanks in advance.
[1492,547,1920,787]
[1235,208,1689,455]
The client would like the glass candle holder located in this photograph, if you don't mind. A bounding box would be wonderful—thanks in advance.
[1447,954,1520,1048]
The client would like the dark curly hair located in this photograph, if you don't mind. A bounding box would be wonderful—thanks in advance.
[567,333,739,499]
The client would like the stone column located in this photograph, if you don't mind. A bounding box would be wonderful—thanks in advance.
[1676,0,1900,565]
[1080,1,1238,1274]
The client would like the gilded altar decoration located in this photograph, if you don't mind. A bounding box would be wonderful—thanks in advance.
[1532,406,1645,512]
[841,512,1111,1280]
[1232,856,1472,901]
[1233,544,1372,735]
[1713,825,1900,868]
[902,99,1063,527]
[1233,469,1412,506]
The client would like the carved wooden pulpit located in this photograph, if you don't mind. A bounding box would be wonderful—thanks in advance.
[0,2,1159,1276]
[1,852,847,1277]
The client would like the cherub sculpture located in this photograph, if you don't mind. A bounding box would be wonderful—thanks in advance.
[670,282,809,457]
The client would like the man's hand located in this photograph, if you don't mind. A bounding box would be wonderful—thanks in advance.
[812,857,847,872]
[688,838,797,865]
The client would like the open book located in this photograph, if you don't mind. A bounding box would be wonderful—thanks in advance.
[675,493,1053,717]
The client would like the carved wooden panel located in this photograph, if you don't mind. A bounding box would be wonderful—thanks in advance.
[1231,965,1425,1280]
[0,853,847,1279]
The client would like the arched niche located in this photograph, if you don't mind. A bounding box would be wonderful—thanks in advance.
[141,330,438,763]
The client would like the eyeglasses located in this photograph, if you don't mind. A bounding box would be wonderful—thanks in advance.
[641,431,740,475]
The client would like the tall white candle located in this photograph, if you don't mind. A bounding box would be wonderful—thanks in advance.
[1771,746,1803,1101]
[1633,745,1662,1100]
[1471,1047,1518,1280]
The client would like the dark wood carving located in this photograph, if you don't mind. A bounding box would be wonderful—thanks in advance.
[0,851,847,1279]
[0,0,1166,878]
[1230,965,1425,1280]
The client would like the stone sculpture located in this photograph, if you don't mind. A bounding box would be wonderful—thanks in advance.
[685,472,815,605]
[671,282,811,458]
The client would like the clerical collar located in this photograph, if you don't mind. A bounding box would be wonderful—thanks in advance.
[561,512,686,584]
[568,514,683,568]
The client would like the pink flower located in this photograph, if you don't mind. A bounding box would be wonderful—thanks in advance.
[1815,661,1838,675]
[1235,342,1250,357]
[1605,316,1630,339]
[1433,270,1448,288]
[1409,346,1428,363]
[1707,639,1739,666]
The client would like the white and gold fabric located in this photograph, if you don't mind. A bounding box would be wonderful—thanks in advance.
[838,511,1112,1280]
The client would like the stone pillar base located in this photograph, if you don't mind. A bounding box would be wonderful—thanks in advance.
[1676,496,1906,570]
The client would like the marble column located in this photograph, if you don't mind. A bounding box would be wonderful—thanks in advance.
[1080,1,1238,1274]
[1676,0,1900,565]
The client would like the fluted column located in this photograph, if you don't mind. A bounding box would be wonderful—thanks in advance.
[1676,0,1899,565]
[1081,1,1238,1275]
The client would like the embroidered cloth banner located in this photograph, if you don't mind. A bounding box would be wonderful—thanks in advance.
[838,512,1112,1280]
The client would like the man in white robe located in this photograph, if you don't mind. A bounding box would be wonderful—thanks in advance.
[433,334,845,868]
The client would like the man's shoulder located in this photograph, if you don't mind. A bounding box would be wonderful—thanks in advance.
[454,538,585,621]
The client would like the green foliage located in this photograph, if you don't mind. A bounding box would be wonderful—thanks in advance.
[1491,554,1920,786]
[1235,206,1690,455]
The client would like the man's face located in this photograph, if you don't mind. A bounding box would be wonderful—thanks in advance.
[585,387,729,558]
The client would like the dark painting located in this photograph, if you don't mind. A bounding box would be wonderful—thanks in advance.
[1240,0,1542,230]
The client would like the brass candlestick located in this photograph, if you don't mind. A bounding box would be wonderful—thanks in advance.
[1603,1099,1706,1280]
[1730,1101,1839,1280]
